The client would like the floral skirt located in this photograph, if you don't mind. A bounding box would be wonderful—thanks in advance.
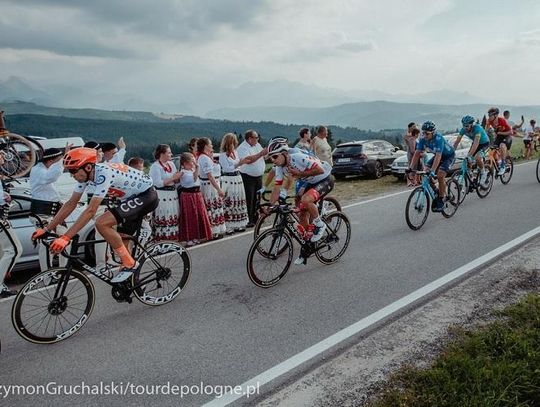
[200,180,226,236]
[221,174,248,231]
[152,189,180,241]
[179,191,212,242]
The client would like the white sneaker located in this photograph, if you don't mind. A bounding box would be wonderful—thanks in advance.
[480,170,488,184]
[310,223,327,242]
[497,165,506,176]
[294,256,306,265]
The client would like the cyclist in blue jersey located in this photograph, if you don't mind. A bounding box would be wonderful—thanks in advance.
[408,121,455,212]
[453,115,490,184]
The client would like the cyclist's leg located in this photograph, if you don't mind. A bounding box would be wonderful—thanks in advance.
[0,222,22,295]
[95,211,134,268]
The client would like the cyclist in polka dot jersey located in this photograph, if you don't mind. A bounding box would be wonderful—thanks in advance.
[32,148,158,284]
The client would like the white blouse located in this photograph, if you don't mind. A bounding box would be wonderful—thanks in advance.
[149,161,178,188]
[219,151,240,173]
[198,154,221,178]
[179,169,200,188]
[29,161,63,202]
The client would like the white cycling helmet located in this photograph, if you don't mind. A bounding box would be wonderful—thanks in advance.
[266,137,289,156]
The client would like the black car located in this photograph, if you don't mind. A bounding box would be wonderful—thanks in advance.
[332,140,405,179]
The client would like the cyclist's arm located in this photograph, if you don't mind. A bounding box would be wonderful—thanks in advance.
[452,135,462,150]
[468,135,480,156]
[430,152,442,172]
[290,163,324,178]
[263,167,276,189]
[62,197,102,239]
[496,128,512,136]
[46,191,82,231]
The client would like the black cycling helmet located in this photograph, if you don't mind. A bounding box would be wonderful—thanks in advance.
[487,107,499,116]
[421,121,436,132]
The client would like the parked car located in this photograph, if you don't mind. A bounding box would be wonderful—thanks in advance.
[390,134,472,180]
[331,140,406,179]
[6,136,96,272]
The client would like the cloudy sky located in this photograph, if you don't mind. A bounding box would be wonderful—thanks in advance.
[1,0,540,105]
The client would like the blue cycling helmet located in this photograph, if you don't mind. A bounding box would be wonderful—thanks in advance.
[461,115,475,126]
[421,121,436,132]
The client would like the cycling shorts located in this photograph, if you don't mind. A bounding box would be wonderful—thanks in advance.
[426,154,455,174]
[303,176,335,202]
[469,142,490,157]
[109,187,159,235]
[494,134,512,149]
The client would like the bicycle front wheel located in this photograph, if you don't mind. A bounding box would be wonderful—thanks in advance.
[253,210,276,239]
[500,157,513,184]
[321,196,342,216]
[247,229,293,288]
[442,179,460,218]
[315,212,351,264]
[405,187,429,230]
[476,166,494,198]
[133,241,191,306]
[12,268,95,344]
[0,133,37,178]
[451,172,468,205]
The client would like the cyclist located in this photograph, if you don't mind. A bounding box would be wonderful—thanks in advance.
[0,153,22,298]
[485,107,513,175]
[453,115,490,184]
[408,121,456,212]
[266,138,333,249]
[32,147,158,283]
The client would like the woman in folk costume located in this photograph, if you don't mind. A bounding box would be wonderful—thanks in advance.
[219,133,249,234]
[196,138,226,239]
[177,152,212,246]
[149,144,181,241]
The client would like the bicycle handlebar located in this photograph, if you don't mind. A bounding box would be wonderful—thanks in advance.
[38,231,79,260]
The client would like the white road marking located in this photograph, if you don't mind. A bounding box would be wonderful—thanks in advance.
[202,224,540,406]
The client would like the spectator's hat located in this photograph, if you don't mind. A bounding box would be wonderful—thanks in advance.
[84,141,101,150]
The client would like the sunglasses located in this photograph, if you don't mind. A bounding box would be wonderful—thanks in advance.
[270,154,281,161]
[68,168,80,174]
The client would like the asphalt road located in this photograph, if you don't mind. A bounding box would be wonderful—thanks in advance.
[0,160,538,407]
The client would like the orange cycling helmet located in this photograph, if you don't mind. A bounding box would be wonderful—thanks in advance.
[63,147,98,170]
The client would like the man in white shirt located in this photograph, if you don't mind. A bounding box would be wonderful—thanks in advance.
[0,152,22,298]
[101,137,127,163]
[237,130,267,227]
[29,147,70,271]
[522,119,538,160]
[312,125,333,166]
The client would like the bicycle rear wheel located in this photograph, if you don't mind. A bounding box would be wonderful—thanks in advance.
[500,157,513,184]
[133,241,191,305]
[11,268,95,344]
[476,166,494,198]
[320,196,341,216]
[442,179,460,218]
[537,158,540,183]
[315,212,351,264]
[247,229,293,288]
[0,133,37,178]
[405,187,429,230]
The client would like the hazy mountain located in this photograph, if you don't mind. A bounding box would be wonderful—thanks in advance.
[0,76,57,106]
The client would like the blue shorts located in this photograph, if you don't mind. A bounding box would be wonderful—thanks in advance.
[426,154,455,173]
[295,180,309,196]
[469,142,490,157]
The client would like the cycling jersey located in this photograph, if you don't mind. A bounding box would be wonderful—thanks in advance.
[274,152,331,185]
[416,133,455,159]
[75,163,153,201]
[487,117,512,134]
[459,124,490,145]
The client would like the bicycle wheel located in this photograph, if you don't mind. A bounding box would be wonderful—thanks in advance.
[476,166,494,198]
[451,172,468,205]
[405,187,429,230]
[442,179,460,218]
[12,268,95,344]
[315,212,351,264]
[500,157,513,184]
[253,210,276,239]
[247,229,293,288]
[132,241,191,305]
[537,158,540,183]
[0,133,37,178]
[321,196,341,216]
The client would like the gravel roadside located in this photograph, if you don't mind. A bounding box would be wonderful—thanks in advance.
[251,236,540,407]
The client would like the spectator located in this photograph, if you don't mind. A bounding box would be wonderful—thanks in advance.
[178,153,212,246]
[29,146,71,271]
[405,128,421,186]
[101,137,127,163]
[312,125,333,166]
[219,133,249,234]
[149,144,181,241]
[188,138,199,156]
[296,127,312,151]
[197,137,226,238]
[503,110,524,133]
[127,157,145,171]
[522,119,538,160]
[237,130,267,227]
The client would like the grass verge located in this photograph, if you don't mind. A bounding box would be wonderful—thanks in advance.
[370,293,540,407]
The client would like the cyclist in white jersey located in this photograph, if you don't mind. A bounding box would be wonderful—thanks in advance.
[32,148,158,283]
[267,138,334,251]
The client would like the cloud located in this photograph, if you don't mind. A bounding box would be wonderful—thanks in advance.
[518,29,540,46]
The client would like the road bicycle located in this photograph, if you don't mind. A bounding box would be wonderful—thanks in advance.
[11,224,191,344]
[0,111,39,178]
[485,147,513,185]
[253,191,341,239]
[405,171,460,230]
[451,156,494,204]
[246,203,351,288]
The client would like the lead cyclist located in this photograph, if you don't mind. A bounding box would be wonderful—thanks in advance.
[32,147,159,283]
